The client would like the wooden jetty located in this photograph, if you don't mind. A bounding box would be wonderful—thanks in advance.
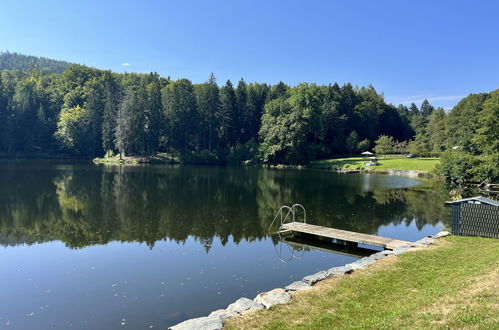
[283,236,375,258]
[280,222,414,250]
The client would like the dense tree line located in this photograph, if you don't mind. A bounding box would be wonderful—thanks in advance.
[0,54,497,180]
[0,51,71,74]
[0,61,419,163]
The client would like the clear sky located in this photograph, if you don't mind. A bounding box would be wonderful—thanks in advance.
[1,0,498,109]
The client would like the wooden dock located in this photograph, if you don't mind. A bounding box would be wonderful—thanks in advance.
[280,222,414,250]
[283,236,375,258]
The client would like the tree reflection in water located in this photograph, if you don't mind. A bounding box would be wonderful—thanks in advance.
[0,163,449,249]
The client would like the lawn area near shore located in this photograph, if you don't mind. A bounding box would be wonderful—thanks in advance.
[226,236,499,330]
[309,157,440,172]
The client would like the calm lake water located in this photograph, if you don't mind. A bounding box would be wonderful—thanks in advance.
[0,161,449,329]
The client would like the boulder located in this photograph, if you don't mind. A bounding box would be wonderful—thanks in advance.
[326,265,353,277]
[208,309,239,320]
[226,297,264,313]
[393,245,412,255]
[169,316,223,330]
[302,270,328,284]
[415,237,436,246]
[284,281,311,291]
[254,288,292,308]
[434,231,450,238]
[347,256,378,270]
[370,252,388,260]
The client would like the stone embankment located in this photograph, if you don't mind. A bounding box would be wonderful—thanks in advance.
[169,231,451,330]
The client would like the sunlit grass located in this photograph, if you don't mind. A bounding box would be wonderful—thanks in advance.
[226,237,499,329]
[309,157,440,172]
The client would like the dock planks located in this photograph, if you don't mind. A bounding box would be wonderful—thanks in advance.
[280,222,414,250]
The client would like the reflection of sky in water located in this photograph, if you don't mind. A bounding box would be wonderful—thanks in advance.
[0,163,448,329]
[0,237,356,329]
[360,173,422,192]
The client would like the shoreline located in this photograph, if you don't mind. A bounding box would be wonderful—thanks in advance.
[170,231,451,329]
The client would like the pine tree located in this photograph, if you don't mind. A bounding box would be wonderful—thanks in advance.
[235,79,247,144]
[220,80,238,147]
[420,99,434,117]
[101,72,120,153]
[145,74,162,155]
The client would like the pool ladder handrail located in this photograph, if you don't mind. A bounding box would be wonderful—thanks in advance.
[268,203,307,233]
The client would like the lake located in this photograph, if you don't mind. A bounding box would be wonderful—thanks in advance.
[0,161,449,329]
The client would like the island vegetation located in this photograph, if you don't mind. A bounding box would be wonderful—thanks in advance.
[0,52,497,185]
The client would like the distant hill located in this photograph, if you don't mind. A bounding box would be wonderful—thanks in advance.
[0,51,72,74]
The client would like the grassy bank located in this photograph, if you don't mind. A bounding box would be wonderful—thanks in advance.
[309,157,440,172]
[226,236,499,329]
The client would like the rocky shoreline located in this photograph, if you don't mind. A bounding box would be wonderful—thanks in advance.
[169,231,450,330]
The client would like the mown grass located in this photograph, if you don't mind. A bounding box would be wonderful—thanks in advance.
[225,236,499,329]
[309,157,440,172]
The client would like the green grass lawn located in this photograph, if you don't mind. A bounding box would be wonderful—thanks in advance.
[309,157,440,172]
[226,236,499,329]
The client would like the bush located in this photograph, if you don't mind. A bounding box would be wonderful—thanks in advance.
[181,150,221,164]
[227,139,260,165]
[436,151,481,185]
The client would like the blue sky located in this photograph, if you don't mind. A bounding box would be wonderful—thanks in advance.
[1,0,498,109]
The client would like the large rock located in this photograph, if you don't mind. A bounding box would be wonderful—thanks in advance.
[393,245,412,255]
[302,270,328,284]
[209,309,239,320]
[370,252,388,260]
[347,256,378,270]
[415,237,437,246]
[169,316,223,330]
[434,231,450,238]
[226,297,264,313]
[284,281,311,291]
[326,265,353,277]
[254,288,292,308]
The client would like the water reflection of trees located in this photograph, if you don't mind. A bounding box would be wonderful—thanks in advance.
[0,165,449,249]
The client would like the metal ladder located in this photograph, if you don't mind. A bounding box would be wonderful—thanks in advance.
[268,203,307,233]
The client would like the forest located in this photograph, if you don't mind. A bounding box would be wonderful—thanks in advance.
[0,52,497,182]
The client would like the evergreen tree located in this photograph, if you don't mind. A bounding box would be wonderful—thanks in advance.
[220,80,238,148]
[163,79,198,153]
[195,73,220,152]
[235,79,247,144]
[420,99,434,117]
[115,88,133,158]
[101,72,121,153]
[145,74,162,154]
